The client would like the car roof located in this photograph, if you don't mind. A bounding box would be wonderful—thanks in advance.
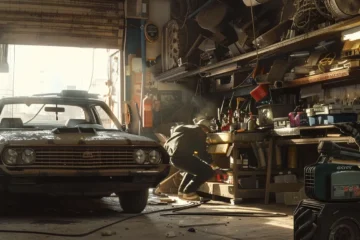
[0,90,106,105]
[0,96,105,105]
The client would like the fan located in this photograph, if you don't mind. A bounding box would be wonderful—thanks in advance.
[325,0,360,19]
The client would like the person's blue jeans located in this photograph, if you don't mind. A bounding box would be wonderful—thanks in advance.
[170,156,214,194]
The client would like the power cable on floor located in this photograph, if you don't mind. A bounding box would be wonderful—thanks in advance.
[0,202,202,237]
[0,199,288,237]
[161,211,288,217]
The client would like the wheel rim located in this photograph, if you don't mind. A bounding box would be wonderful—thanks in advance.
[331,224,356,240]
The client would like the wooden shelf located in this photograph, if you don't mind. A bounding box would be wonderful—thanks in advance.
[282,68,360,88]
[155,16,360,83]
[272,125,338,137]
[268,183,303,193]
[276,136,355,145]
[237,170,267,176]
[198,182,265,199]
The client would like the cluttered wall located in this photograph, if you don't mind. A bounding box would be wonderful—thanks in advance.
[124,0,202,139]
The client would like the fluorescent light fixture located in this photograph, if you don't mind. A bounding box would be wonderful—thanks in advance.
[342,26,360,41]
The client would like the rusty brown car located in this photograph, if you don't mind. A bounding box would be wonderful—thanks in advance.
[0,90,169,213]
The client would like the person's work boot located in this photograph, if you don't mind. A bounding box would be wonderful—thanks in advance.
[177,191,184,198]
[182,192,201,201]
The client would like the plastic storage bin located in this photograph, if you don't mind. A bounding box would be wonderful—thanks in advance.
[327,113,357,124]
[274,172,284,204]
[284,187,306,206]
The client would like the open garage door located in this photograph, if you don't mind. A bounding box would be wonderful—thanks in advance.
[0,0,124,49]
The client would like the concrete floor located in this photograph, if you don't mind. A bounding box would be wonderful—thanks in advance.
[0,194,295,240]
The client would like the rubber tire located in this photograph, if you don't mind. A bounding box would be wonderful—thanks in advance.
[294,207,318,240]
[119,189,149,214]
[329,219,360,240]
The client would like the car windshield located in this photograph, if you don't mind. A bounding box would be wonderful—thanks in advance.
[0,102,120,130]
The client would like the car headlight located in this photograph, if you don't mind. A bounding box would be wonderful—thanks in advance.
[134,149,146,164]
[4,149,18,165]
[21,149,35,164]
[149,150,161,164]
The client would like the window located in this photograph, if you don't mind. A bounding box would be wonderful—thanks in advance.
[95,106,117,129]
[0,104,86,126]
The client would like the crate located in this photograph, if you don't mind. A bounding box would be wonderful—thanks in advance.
[284,187,306,206]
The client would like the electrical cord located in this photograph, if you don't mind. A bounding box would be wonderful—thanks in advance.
[314,0,332,20]
[161,211,288,217]
[293,0,331,31]
[0,202,203,237]
[293,0,318,30]
[318,52,336,73]
[250,1,259,66]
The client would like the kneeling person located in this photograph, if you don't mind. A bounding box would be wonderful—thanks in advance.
[164,118,215,201]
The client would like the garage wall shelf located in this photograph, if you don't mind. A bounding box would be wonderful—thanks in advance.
[155,16,360,83]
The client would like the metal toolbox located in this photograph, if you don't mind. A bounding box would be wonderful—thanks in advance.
[257,104,294,127]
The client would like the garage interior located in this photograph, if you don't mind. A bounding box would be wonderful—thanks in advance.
[0,0,360,239]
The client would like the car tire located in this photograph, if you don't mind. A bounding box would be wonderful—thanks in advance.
[294,207,318,240]
[329,219,360,240]
[119,189,149,214]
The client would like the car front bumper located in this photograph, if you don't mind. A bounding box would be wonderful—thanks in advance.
[0,165,170,196]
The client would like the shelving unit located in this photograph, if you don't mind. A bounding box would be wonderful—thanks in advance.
[199,132,268,202]
[264,126,357,204]
[155,16,360,83]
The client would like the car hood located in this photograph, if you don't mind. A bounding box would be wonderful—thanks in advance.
[0,129,159,147]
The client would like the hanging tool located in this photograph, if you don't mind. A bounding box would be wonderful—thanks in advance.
[233,97,246,123]
[216,97,226,132]
[221,92,235,131]
[228,92,235,124]
[247,112,257,131]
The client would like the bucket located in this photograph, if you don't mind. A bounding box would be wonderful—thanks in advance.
[250,84,269,102]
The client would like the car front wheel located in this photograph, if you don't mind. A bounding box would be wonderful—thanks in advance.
[119,189,149,213]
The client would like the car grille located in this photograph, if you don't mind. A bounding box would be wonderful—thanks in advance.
[32,146,136,168]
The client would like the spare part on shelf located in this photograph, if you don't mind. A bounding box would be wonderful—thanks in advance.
[314,0,333,20]
[342,39,360,59]
[250,84,269,103]
[257,104,295,127]
[265,59,290,84]
[228,25,251,57]
[254,20,292,48]
[342,26,360,42]
[273,117,290,129]
[161,20,180,71]
[293,0,332,32]
[198,38,216,52]
[211,75,234,92]
[170,0,188,23]
[196,1,227,33]
[196,1,237,45]
[200,51,217,65]
[161,20,186,72]
[242,0,270,7]
[324,0,360,20]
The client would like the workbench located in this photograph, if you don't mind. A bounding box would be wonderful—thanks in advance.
[264,125,357,204]
[199,125,357,205]
[198,131,269,203]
